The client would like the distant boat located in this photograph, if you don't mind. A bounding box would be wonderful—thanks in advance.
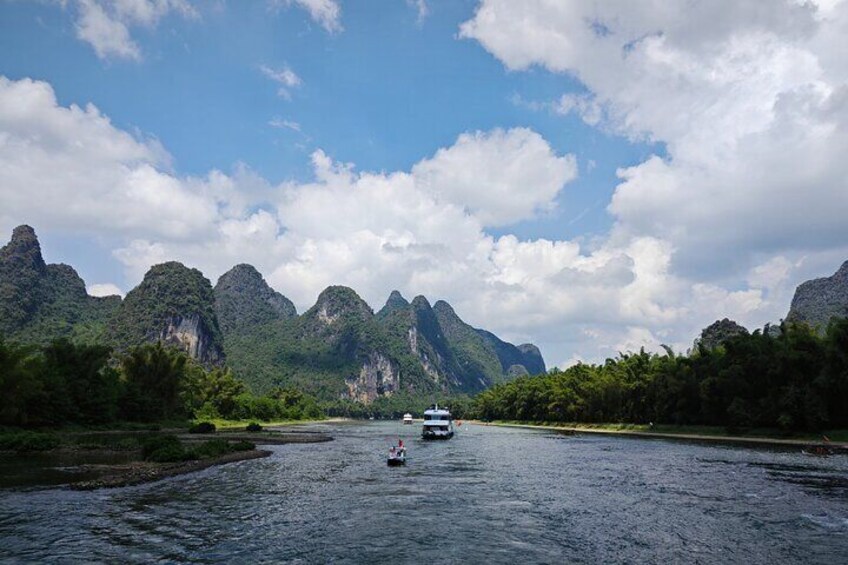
[402,413,413,425]
[422,404,454,440]
[387,439,406,466]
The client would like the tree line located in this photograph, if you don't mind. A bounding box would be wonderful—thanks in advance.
[474,320,848,432]
[0,339,321,427]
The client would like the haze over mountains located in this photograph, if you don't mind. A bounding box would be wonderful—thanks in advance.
[0,225,544,402]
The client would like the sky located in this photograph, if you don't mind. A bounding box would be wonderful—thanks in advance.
[1,0,847,369]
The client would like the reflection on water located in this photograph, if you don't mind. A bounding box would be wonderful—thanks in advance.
[0,450,138,490]
[1,421,847,563]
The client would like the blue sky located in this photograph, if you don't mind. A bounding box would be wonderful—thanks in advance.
[1,0,653,243]
[1,1,846,366]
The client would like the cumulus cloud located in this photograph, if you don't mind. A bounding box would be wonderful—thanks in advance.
[411,128,578,227]
[0,77,235,240]
[459,0,848,356]
[3,58,844,368]
[461,0,848,268]
[73,0,197,60]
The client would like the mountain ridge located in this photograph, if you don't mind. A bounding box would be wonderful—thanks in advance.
[0,225,547,403]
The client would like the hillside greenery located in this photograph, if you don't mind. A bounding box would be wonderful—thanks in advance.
[474,320,848,432]
[111,262,223,355]
[0,339,320,428]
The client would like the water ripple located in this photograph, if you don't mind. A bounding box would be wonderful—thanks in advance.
[2,422,848,563]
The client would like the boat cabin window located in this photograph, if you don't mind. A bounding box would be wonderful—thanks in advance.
[424,414,450,421]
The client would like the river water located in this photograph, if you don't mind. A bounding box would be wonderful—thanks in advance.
[1,421,847,563]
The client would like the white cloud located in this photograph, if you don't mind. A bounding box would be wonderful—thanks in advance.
[459,0,848,350]
[407,0,429,24]
[87,282,124,297]
[260,64,302,99]
[3,64,845,368]
[411,128,578,227]
[461,1,848,264]
[271,0,342,33]
[269,117,301,131]
[73,0,197,60]
[0,77,228,241]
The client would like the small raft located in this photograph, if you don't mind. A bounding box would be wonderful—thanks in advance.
[387,440,407,466]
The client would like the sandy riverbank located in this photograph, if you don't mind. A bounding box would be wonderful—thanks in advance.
[473,421,848,451]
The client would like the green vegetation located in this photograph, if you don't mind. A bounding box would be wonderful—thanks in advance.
[141,434,256,463]
[475,320,848,433]
[111,261,224,363]
[323,392,474,419]
[188,422,217,434]
[0,430,61,452]
[0,338,323,429]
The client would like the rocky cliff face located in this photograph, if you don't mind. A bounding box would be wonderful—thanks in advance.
[345,351,401,403]
[214,264,296,334]
[787,261,848,331]
[0,225,547,402]
[112,261,225,366]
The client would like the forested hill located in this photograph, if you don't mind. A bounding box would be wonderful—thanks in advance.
[0,225,545,403]
[0,225,120,344]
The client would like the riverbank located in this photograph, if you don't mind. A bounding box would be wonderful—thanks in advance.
[475,421,848,450]
[0,426,334,490]
[69,449,273,490]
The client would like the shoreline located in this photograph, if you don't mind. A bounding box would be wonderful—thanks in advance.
[472,421,848,450]
[67,429,334,489]
[69,449,273,490]
[0,427,335,491]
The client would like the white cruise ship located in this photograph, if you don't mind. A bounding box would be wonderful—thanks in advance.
[421,404,454,440]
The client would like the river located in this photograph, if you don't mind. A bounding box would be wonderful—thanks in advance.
[1,421,847,563]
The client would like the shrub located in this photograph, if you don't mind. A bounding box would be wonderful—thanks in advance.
[0,431,61,452]
[141,434,191,462]
[190,439,230,459]
[188,422,216,434]
[230,440,255,451]
[190,439,254,458]
[246,422,263,432]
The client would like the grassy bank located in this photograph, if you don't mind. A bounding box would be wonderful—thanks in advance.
[201,416,329,431]
[480,421,848,446]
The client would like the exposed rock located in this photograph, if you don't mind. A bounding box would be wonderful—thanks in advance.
[112,262,225,365]
[0,225,549,403]
[306,286,373,329]
[345,351,401,403]
[506,364,530,379]
[695,318,750,350]
[786,260,848,332]
[158,314,223,365]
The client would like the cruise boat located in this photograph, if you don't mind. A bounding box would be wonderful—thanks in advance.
[402,413,414,425]
[421,404,454,440]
